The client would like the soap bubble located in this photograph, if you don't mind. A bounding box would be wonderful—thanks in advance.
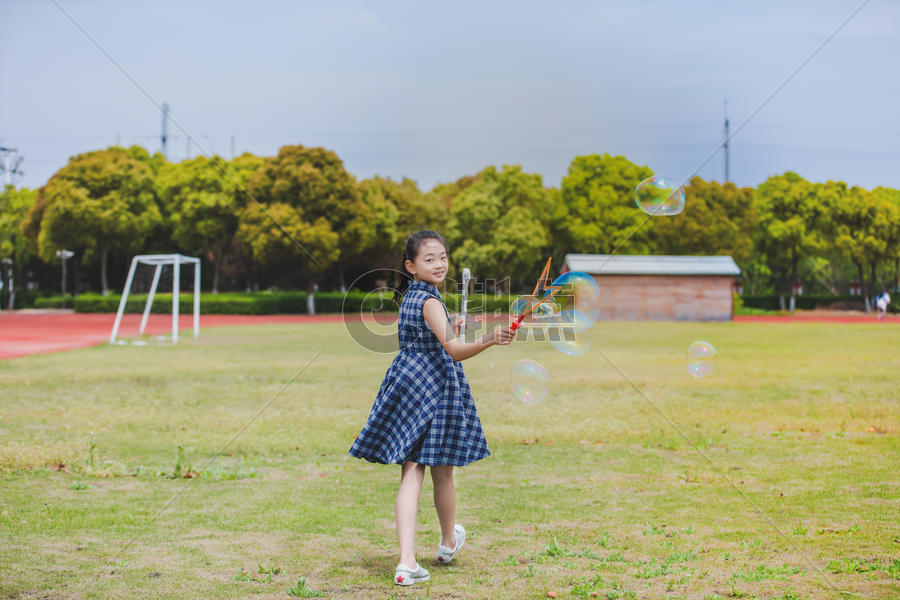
[550,334,592,356]
[549,309,593,356]
[687,341,716,378]
[635,175,685,216]
[550,272,602,321]
[510,296,557,319]
[511,358,550,404]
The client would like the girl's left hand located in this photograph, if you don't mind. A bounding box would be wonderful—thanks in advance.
[449,314,464,337]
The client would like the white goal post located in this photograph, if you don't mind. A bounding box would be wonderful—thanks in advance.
[109,254,200,344]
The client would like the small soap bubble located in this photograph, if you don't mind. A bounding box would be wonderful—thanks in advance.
[635,175,686,216]
[687,341,716,378]
[511,358,550,404]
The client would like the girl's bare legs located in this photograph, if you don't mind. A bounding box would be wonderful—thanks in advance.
[397,461,426,567]
[431,465,456,549]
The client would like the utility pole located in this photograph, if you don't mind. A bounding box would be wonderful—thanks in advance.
[723,99,730,183]
[0,147,22,187]
[230,135,235,159]
[161,102,170,159]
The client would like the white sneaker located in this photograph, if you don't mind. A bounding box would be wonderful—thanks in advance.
[435,524,466,565]
[394,563,430,586]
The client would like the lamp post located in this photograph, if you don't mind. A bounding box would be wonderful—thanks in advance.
[1,258,11,310]
[56,249,74,308]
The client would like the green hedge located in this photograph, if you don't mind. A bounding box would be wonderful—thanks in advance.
[3,290,54,309]
[741,294,898,312]
[71,290,516,315]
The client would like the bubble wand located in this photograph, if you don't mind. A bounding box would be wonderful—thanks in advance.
[459,267,470,341]
[509,257,560,332]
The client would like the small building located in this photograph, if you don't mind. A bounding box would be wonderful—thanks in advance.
[561,254,742,321]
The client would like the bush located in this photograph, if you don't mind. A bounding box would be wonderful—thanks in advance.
[741,294,868,311]
[3,289,54,309]
[70,289,517,315]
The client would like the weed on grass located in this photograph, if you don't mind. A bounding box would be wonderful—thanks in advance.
[541,537,575,558]
[286,576,324,597]
[605,581,637,599]
[500,554,518,566]
[634,560,669,579]
[666,550,698,564]
[171,445,198,479]
[571,573,606,598]
[200,455,259,480]
[232,564,282,583]
[827,557,900,578]
[730,563,802,582]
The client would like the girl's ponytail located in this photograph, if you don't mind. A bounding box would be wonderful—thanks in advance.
[393,230,448,305]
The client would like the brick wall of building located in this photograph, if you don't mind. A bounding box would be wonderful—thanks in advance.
[590,275,734,321]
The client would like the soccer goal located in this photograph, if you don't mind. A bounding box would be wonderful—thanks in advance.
[109,254,200,345]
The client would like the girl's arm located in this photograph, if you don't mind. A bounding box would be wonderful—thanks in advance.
[423,297,513,362]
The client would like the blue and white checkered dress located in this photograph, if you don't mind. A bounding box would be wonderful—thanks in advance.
[349,280,490,466]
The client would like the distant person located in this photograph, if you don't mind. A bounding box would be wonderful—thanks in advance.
[875,290,891,321]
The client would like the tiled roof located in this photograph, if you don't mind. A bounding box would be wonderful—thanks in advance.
[563,254,741,276]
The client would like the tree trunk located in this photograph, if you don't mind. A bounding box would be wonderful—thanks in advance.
[894,257,899,292]
[212,258,220,295]
[338,261,347,294]
[101,246,109,296]
[789,255,799,313]
[856,261,869,313]
[307,280,316,315]
[870,260,879,299]
[779,294,786,311]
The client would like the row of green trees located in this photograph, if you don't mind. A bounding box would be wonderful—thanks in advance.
[1,144,899,311]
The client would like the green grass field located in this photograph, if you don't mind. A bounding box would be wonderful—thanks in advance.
[2,320,898,599]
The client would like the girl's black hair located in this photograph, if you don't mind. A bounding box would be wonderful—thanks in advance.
[393,230,448,304]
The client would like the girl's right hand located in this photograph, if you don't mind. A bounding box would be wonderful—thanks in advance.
[492,325,515,346]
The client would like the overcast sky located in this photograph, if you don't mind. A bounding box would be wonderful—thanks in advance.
[3,0,899,192]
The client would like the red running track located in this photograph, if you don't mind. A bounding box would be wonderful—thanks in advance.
[1,311,896,360]
[0,311,346,360]
[734,314,899,324]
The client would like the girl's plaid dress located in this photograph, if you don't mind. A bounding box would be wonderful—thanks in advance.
[349,280,490,466]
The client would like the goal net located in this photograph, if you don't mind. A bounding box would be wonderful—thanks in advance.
[109,254,201,345]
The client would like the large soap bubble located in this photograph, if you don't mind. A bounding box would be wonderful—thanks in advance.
[511,358,550,404]
[550,271,602,321]
[635,175,686,216]
[549,309,593,356]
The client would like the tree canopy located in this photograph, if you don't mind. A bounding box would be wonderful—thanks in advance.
[652,176,756,266]
[12,141,900,307]
[242,145,371,289]
[553,154,653,258]
[446,165,554,286]
[156,153,263,292]
[24,146,161,295]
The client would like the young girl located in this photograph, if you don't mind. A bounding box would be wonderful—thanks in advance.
[349,230,514,586]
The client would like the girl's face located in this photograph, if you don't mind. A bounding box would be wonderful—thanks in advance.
[405,238,448,285]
